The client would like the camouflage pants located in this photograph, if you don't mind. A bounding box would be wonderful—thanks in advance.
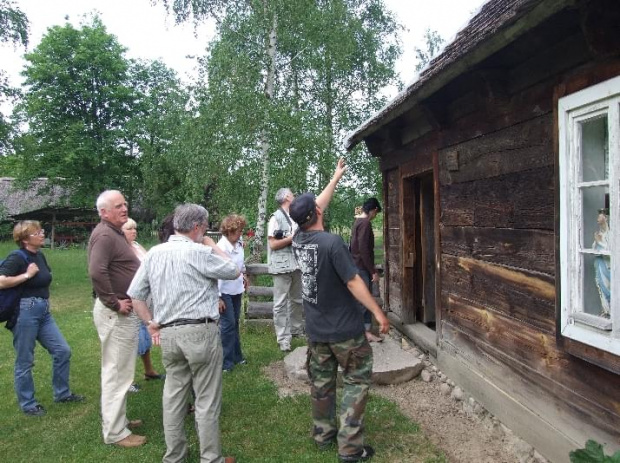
[306,334,373,456]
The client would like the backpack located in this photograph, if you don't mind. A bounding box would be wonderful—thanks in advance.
[0,249,30,326]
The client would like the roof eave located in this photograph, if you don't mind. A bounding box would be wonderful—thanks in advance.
[345,0,575,152]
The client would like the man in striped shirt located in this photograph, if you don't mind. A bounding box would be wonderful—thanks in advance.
[129,204,239,463]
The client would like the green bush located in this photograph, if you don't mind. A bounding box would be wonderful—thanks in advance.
[570,440,620,463]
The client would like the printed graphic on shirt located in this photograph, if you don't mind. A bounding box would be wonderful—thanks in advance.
[292,242,318,304]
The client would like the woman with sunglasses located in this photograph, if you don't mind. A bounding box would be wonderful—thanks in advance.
[0,221,84,416]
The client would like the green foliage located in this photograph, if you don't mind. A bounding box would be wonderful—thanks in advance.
[0,0,28,47]
[12,16,137,206]
[0,0,28,155]
[570,440,620,463]
[126,59,191,217]
[414,28,444,72]
[152,0,401,234]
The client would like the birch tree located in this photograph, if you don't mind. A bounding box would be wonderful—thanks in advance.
[156,0,400,255]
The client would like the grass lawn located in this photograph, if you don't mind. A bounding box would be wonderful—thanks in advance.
[0,243,445,462]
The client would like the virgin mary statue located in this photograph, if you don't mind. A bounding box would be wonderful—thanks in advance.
[593,209,611,317]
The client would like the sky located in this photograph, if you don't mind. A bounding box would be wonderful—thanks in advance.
[0,0,484,99]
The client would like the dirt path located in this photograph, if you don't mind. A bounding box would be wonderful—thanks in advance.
[263,334,545,463]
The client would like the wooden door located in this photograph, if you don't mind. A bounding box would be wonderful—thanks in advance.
[402,172,436,327]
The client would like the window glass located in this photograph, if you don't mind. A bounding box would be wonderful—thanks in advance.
[580,115,608,182]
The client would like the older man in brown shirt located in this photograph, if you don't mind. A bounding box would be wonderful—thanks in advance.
[88,190,145,448]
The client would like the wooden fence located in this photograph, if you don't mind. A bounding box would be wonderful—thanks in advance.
[244,263,383,321]
[245,264,274,320]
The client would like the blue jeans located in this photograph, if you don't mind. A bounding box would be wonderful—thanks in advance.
[138,323,152,356]
[220,293,244,371]
[357,269,373,329]
[12,297,72,411]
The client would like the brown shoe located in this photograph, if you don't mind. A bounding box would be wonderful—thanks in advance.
[127,419,143,430]
[114,434,146,448]
[224,457,236,463]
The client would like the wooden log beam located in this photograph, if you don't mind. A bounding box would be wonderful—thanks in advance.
[247,302,273,319]
[246,286,273,297]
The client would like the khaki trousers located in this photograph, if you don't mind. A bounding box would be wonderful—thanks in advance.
[93,298,139,444]
[272,270,304,344]
[160,322,224,463]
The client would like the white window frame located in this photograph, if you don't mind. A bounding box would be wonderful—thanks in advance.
[559,75,620,356]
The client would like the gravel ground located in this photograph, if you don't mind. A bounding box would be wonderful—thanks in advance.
[263,335,531,463]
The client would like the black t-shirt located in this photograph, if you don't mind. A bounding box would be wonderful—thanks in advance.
[0,249,52,299]
[292,230,363,343]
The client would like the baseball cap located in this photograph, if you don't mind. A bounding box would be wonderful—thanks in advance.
[289,193,317,226]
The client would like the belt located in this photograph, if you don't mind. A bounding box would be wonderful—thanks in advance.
[159,318,215,329]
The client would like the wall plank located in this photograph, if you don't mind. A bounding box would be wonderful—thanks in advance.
[441,321,620,455]
[441,316,620,438]
[441,254,556,333]
[442,226,555,275]
[441,165,555,230]
[439,115,554,185]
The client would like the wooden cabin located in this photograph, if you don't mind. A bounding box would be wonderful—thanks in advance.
[346,0,620,461]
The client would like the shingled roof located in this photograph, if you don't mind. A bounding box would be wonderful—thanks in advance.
[0,177,72,220]
[345,0,572,150]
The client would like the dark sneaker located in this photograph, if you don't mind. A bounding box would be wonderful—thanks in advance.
[24,404,46,417]
[56,393,85,403]
[128,383,141,393]
[315,437,336,451]
[339,445,375,462]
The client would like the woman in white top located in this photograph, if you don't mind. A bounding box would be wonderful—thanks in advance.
[122,218,163,383]
[217,214,248,372]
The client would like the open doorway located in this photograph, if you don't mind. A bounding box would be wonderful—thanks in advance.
[402,172,436,329]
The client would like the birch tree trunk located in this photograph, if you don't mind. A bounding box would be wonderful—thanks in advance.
[250,7,277,260]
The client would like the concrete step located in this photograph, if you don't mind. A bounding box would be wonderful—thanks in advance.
[283,335,423,386]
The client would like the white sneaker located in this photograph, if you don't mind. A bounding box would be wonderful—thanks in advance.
[279,342,291,352]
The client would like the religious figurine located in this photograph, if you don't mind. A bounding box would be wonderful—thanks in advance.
[593,209,611,318]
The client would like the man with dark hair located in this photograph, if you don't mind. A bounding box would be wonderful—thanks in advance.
[289,159,390,463]
[350,197,383,342]
[267,187,304,351]
[129,203,239,463]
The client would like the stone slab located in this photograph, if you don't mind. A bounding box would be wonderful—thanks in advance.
[283,336,423,386]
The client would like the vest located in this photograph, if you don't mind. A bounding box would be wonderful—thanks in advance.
[267,208,298,274]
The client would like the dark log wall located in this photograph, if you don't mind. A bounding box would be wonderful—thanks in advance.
[385,168,402,318]
[372,2,620,451]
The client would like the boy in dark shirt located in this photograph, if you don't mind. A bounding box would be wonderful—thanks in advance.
[290,159,389,463]
[350,197,383,342]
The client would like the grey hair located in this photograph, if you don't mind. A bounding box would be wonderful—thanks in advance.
[173,204,209,233]
[275,188,292,204]
[96,190,122,214]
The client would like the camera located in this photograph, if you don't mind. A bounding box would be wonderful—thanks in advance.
[273,230,286,239]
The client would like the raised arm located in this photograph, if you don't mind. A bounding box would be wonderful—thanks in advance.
[316,157,347,211]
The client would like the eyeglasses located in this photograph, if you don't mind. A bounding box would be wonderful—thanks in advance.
[29,230,45,237]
